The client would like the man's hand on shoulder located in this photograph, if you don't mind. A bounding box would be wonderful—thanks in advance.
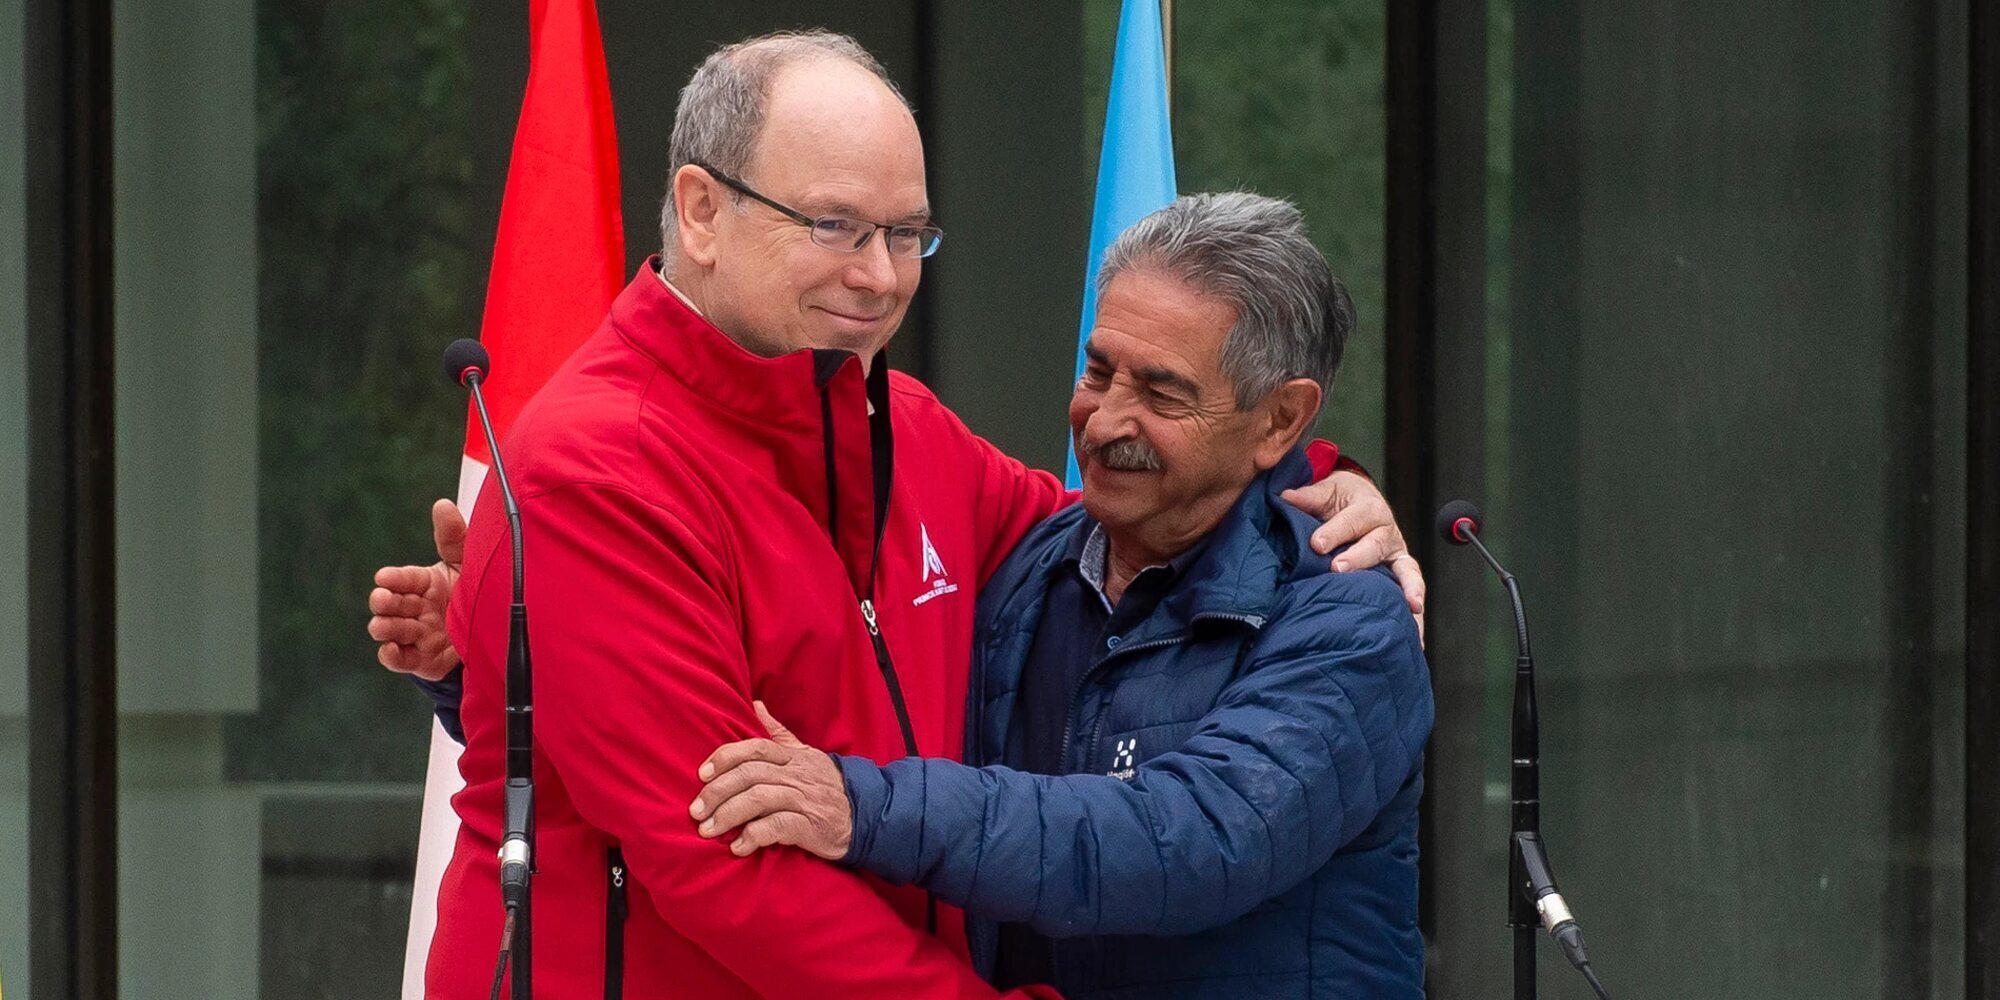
[1281,468,1426,642]
[366,498,466,681]
[690,702,852,861]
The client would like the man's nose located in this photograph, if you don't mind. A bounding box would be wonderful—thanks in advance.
[1082,387,1139,447]
[842,229,900,295]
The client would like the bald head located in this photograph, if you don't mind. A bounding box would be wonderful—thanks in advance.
[749,59,922,182]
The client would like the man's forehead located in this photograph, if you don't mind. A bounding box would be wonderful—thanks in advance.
[757,62,921,159]
[1090,276,1233,366]
[752,65,929,219]
[793,180,930,222]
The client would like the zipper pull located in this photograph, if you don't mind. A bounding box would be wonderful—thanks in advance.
[859,598,880,635]
[607,850,629,921]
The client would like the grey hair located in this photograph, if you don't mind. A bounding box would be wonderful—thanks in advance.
[659,30,911,264]
[1097,192,1353,410]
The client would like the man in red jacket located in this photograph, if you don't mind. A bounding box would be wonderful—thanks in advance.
[374,30,1422,999]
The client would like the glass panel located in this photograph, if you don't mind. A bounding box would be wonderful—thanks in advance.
[1430,1,1969,995]
[114,0,473,994]
[922,4,1094,470]
[0,0,30,991]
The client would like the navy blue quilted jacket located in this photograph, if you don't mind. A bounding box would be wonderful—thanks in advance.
[835,449,1434,998]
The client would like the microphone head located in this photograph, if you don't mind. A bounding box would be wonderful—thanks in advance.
[443,338,490,387]
[1435,499,1483,545]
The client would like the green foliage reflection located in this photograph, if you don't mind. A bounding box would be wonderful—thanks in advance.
[230,0,476,783]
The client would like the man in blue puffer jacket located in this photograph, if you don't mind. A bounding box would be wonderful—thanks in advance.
[690,191,1433,998]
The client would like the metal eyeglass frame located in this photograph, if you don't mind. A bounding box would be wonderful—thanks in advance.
[691,161,944,259]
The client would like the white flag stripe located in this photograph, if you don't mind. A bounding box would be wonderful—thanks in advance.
[456,453,491,515]
[400,453,485,998]
[402,714,468,997]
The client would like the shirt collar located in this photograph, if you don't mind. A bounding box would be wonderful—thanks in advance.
[1065,519,1210,609]
[654,262,702,315]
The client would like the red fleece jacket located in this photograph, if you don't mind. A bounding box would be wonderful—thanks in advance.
[432,263,1066,998]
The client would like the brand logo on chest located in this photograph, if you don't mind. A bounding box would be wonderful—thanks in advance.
[912,522,959,607]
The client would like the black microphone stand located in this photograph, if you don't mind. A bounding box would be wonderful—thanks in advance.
[1462,530,1547,1000]
[455,346,536,1000]
[1440,503,1609,1000]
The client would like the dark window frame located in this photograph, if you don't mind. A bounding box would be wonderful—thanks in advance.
[1966,0,1999,995]
[24,0,118,997]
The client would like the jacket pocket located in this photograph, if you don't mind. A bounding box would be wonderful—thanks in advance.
[605,846,627,1000]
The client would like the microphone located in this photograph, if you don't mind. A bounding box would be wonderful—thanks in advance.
[445,338,536,999]
[1434,500,1610,1000]
[1433,500,1525,659]
[444,337,490,387]
[1434,498,1482,546]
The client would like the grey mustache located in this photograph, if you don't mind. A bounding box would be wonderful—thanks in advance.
[1083,437,1163,472]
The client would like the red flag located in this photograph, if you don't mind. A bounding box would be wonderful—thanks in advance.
[463,0,625,468]
[407,4,622,995]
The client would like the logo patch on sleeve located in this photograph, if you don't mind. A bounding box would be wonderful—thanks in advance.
[1108,737,1137,780]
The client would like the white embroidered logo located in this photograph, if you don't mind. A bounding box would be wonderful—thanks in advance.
[920,523,947,581]
[1108,738,1137,780]
[912,522,959,607]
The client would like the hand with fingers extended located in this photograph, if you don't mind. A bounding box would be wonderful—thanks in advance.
[689,702,852,861]
[366,498,468,681]
[1281,468,1427,642]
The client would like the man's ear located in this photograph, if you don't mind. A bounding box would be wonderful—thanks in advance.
[1250,378,1324,470]
[671,164,726,267]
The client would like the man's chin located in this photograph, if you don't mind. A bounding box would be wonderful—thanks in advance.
[1079,467,1160,516]
[1079,491,1148,533]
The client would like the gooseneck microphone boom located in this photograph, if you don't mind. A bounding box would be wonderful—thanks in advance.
[1436,500,1611,1000]
[446,338,537,1000]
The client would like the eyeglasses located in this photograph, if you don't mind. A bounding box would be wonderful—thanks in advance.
[693,162,945,259]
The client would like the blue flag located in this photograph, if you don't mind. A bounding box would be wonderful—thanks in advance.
[1065,0,1179,489]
